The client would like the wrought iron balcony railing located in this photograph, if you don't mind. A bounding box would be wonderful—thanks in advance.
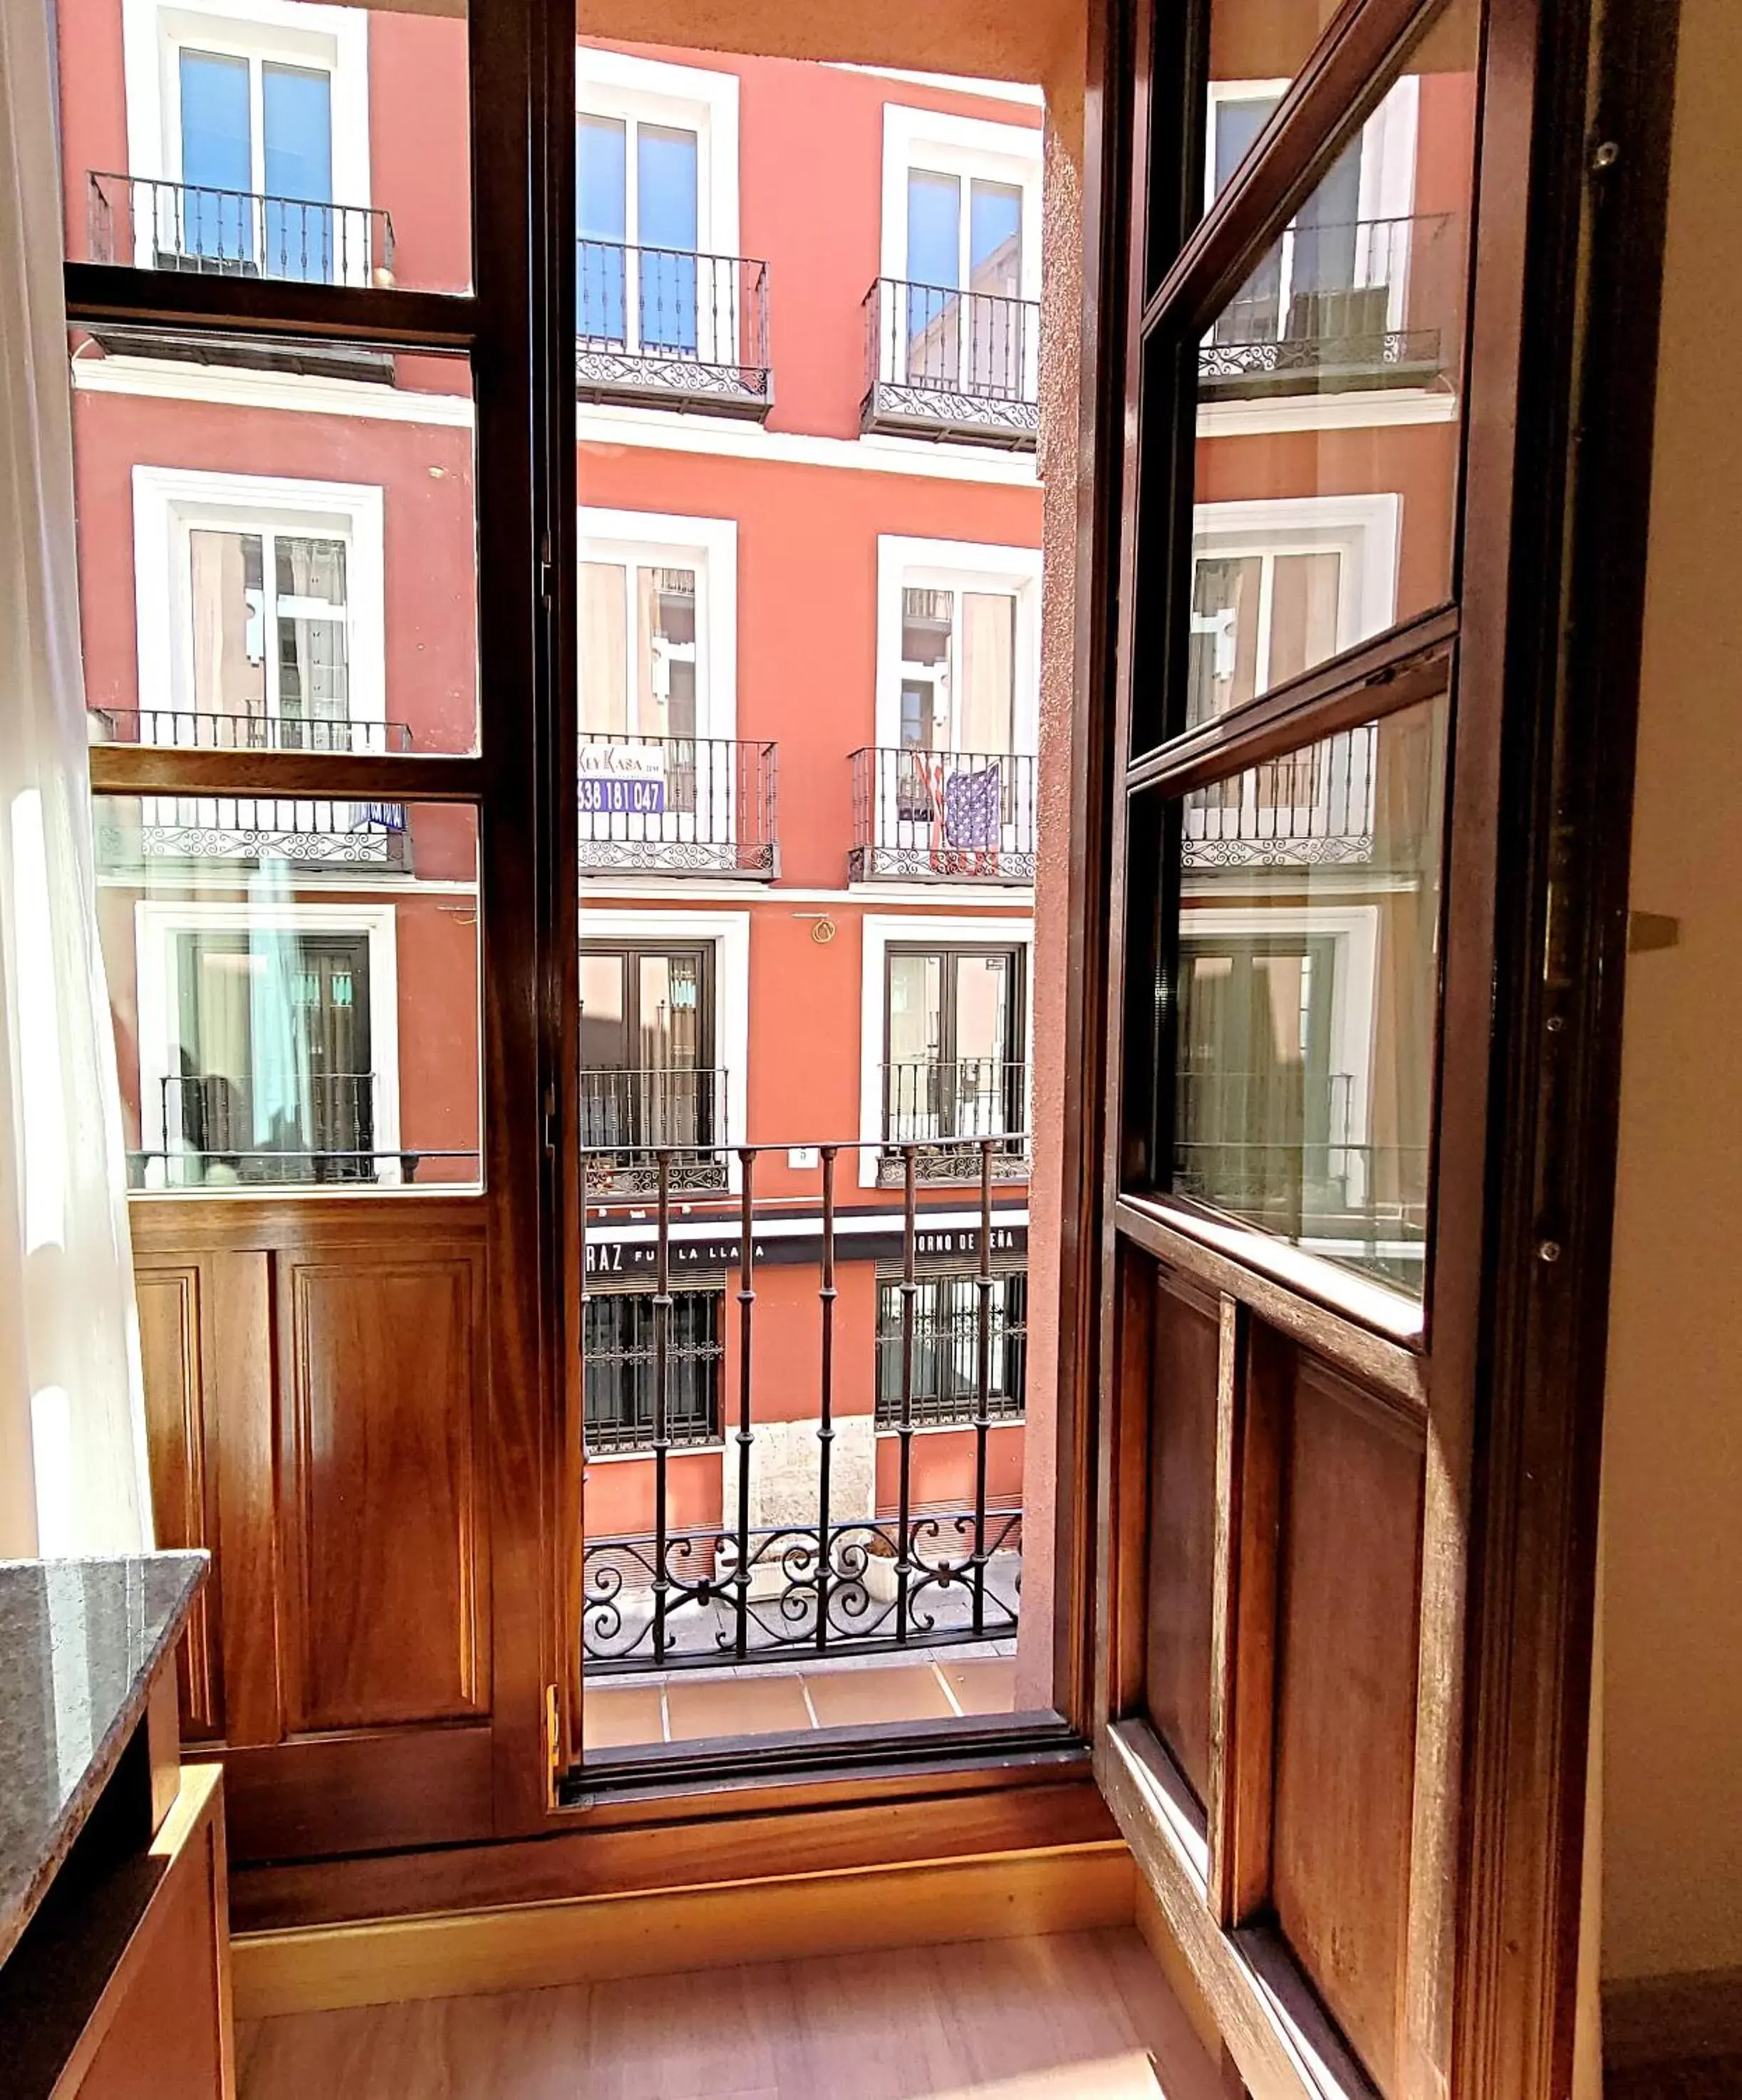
[580,1138,1025,1673]
[861,277,1041,448]
[579,733,777,876]
[125,1072,466,1190]
[576,241,772,418]
[579,1067,730,1195]
[1173,1071,1429,1285]
[90,706,413,754]
[881,1060,1029,1185]
[1182,722,1377,866]
[91,707,416,872]
[1198,214,1453,397]
[88,172,395,287]
[849,747,1037,884]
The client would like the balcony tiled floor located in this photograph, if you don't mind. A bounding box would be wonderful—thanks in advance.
[584,1650,1019,1750]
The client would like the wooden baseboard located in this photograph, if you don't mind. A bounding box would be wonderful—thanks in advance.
[1604,1966,1742,2072]
[232,1842,1136,2020]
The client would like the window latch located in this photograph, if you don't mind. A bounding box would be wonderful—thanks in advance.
[542,1078,559,1156]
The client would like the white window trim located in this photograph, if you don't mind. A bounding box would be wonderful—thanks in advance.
[1174,903,1381,1208]
[1191,493,1401,665]
[576,48,740,259]
[134,897,403,1188]
[858,913,1035,1190]
[124,0,370,268]
[579,507,737,744]
[577,908,750,1193]
[881,105,1043,303]
[133,464,387,732]
[874,534,1042,755]
[1205,76,1420,330]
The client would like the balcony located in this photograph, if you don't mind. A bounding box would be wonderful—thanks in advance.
[579,733,777,877]
[860,278,1040,449]
[128,1073,464,1190]
[1197,214,1452,399]
[849,747,1037,884]
[880,1064,1030,1186]
[1182,721,1376,867]
[579,1067,730,1196]
[576,241,772,419]
[85,173,397,380]
[90,709,413,872]
[580,1138,1025,1679]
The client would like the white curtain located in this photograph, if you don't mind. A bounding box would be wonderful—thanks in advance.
[0,0,153,1555]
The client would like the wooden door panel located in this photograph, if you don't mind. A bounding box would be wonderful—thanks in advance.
[135,1262,223,1740]
[1143,1274,1221,1809]
[1270,1355,1425,2094]
[278,1247,490,1732]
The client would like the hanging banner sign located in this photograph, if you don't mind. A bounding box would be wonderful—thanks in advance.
[580,741,667,815]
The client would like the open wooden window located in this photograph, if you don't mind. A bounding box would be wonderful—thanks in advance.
[1079,0,1675,2089]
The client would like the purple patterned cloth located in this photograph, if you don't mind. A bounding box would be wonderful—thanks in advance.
[943,761,1002,851]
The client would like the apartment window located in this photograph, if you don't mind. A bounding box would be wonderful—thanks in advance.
[123,0,373,281]
[584,1289,724,1455]
[1184,499,1399,730]
[876,538,1040,757]
[130,468,388,753]
[874,1272,1027,1428]
[575,53,740,360]
[578,511,734,744]
[579,943,721,1187]
[1206,76,1424,362]
[883,944,1025,1145]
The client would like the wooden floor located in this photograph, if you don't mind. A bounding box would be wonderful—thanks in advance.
[237,1927,1221,2099]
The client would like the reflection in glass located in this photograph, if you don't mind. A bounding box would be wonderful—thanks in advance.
[1169,696,1448,1295]
[93,799,481,1192]
[1176,0,1480,745]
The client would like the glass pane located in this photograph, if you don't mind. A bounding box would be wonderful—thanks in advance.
[578,116,628,341]
[73,358,480,756]
[635,566,698,738]
[1169,694,1448,1296]
[1198,0,1344,222]
[960,593,1017,754]
[887,952,941,1066]
[579,952,628,1068]
[94,798,481,1192]
[1171,0,1481,745]
[969,180,1022,294]
[69,0,472,293]
[636,126,700,352]
[579,562,628,734]
[907,169,961,289]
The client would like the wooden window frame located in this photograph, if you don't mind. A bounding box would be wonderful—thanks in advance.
[1071,0,1681,2091]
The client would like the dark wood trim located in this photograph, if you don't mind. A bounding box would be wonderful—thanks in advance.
[227,1767,1120,1933]
[564,1717,1082,1806]
[1099,1717,1375,2100]
[63,261,476,350]
[1122,608,1458,800]
[1451,0,1684,2089]
[87,747,487,801]
[1139,0,1444,340]
[1058,0,1139,1737]
[1114,1197,1429,1403]
[127,1195,487,1253]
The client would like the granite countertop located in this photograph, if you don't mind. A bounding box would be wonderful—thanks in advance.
[0,1553,206,1972]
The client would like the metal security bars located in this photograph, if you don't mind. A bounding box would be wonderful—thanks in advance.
[576,241,773,417]
[874,1272,1027,1428]
[578,734,778,877]
[584,1289,724,1454]
[849,747,1038,883]
[1196,214,1453,397]
[88,172,395,289]
[579,1140,1025,1673]
[859,278,1041,448]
